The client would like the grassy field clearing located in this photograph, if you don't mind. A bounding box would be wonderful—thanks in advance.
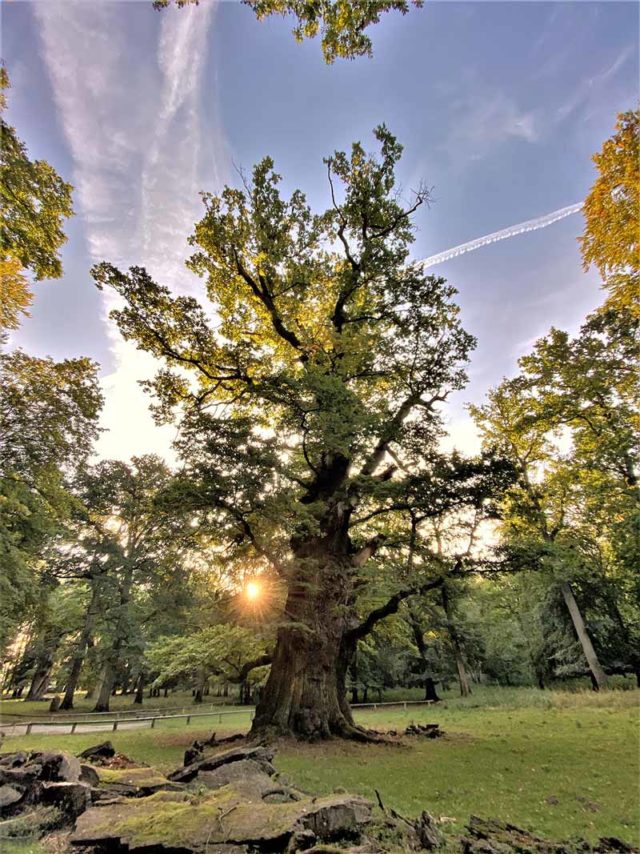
[1,687,638,849]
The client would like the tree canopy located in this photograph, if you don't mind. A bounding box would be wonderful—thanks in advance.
[93,126,512,738]
[153,0,423,62]
[579,108,639,317]
[0,67,74,331]
[0,351,102,655]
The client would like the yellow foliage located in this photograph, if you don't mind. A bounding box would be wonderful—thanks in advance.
[579,109,639,315]
[0,254,32,331]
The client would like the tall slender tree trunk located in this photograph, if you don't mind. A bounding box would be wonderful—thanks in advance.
[441,585,471,697]
[25,634,60,701]
[348,651,359,704]
[407,606,441,703]
[94,662,115,712]
[560,581,608,691]
[193,668,206,704]
[60,583,100,711]
[25,660,54,702]
[5,635,36,698]
[93,570,132,712]
[453,650,471,697]
[60,654,85,711]
[133,673,145,704]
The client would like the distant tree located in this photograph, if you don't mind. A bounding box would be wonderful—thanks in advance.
[471,380,610,690]
[579,108,639,317]
[0,351,102,656]
[0,67,74,331]
[22,581,86,702]
[147,625,271,703]
[94,127,513,738]
[471,302,639,688]
[153,0,423,63]
[75,456,193,713]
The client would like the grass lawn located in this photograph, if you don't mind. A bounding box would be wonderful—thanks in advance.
[1,687,638,849]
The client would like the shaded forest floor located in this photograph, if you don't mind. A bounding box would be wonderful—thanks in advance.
[1,687,638,851]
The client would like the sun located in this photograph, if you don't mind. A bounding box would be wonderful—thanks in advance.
[245,580,261,602]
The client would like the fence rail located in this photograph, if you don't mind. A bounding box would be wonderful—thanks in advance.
[0,699,434,737]
[0,700,238,722]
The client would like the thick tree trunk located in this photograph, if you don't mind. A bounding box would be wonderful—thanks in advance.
[560,582,608,691]
[251,557,359,740]
[249,454,386,741]
[251,626,347,737]
[424,677,440,702]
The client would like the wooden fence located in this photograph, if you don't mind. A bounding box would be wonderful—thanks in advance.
[0,699,434,737]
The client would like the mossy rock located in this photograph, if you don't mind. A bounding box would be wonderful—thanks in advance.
[95,766,183,796]
[71,785,372,852]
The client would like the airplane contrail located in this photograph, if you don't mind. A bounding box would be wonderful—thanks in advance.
[418,201,584,269]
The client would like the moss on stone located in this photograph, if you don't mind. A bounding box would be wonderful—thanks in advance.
[96,766,176,790]
[72,786,372,851]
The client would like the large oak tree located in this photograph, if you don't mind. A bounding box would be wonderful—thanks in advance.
[94,128,510,738]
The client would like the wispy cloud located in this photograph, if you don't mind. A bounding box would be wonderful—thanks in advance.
[35,1,228,462]
[553,45,635,126]
[445,90,539,162]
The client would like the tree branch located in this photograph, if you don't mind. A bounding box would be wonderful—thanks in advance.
[232,249,306,357]
[351,533,386,567]
[227,653,273,683]
[345,572,450,643]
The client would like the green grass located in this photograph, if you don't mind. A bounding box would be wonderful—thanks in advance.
[2,677,635,721]
[1,688,638,846]
[0,842,46,853]
[283,691,640,844]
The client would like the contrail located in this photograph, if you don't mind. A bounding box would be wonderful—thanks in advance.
[418,201,584,269]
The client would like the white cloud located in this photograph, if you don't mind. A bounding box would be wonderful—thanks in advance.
[35,1,229,464]
[554,45,635,125]
[446,90,539,162]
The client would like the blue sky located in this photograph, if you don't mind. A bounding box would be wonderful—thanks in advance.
[3,0,638,459]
